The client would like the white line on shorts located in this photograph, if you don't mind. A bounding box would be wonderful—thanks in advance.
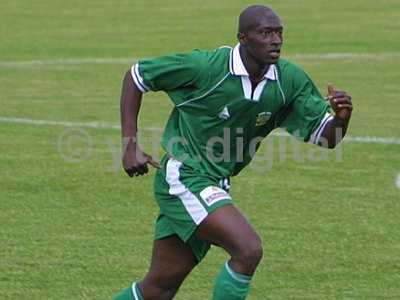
[1,116,399,145]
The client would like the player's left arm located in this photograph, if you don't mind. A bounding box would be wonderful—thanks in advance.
[318,84,353,148]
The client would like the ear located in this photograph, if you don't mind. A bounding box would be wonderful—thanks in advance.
[237,32,247,45]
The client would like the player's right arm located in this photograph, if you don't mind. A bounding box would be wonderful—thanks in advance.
[121,50,207,177]
[120,70,160,177]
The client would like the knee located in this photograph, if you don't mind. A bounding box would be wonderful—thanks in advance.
[236,234,263,267]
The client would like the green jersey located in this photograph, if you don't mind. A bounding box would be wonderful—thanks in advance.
[132,44,332,179]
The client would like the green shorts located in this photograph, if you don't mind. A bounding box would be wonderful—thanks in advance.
[153,155,233,262]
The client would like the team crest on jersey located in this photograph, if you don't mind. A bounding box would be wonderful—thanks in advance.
[255,112,272,126]
[200,186,231,206]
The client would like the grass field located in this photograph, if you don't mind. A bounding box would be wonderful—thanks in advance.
[1,0,399,299]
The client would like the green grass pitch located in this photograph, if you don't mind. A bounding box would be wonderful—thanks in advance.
[1,0,399,299]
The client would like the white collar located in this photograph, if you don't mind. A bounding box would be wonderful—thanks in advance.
[229,43,277,80]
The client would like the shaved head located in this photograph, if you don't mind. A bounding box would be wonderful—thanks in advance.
[238,5,280,34]
[236,5,284,69]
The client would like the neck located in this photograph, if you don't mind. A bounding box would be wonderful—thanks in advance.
[239,45,270,82]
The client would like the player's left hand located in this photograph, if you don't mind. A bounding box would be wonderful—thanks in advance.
[326,84,353,121]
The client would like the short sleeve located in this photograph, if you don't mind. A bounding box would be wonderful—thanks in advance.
[277,66,332,142]
[131,50,206,93]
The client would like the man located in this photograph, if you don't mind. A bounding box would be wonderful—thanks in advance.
[115,4,352,300]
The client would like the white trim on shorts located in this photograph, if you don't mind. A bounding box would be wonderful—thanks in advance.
[165,158,208,225]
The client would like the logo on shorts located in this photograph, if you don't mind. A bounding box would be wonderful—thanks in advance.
[200,186,231,206]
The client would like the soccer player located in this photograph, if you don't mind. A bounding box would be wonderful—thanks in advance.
[114,4,352,300]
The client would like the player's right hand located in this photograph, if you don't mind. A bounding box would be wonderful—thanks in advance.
[122,144,161,177]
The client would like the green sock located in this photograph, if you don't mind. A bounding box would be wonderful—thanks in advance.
[212,261,252,300]
[113,282,144,300]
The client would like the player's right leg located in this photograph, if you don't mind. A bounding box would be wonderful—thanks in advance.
[139,234,198,299]
[113,234,197,300]
[114,155,217,300]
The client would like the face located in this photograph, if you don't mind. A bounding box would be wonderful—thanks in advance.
[239,12,284,65]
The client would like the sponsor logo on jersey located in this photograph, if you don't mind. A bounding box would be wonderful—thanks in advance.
[200,186,231,206]
[218,106,230,120]
[255,111,272,126]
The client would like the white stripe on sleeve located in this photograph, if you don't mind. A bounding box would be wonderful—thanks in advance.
[309,113,334,145]
[130,63,150,92]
